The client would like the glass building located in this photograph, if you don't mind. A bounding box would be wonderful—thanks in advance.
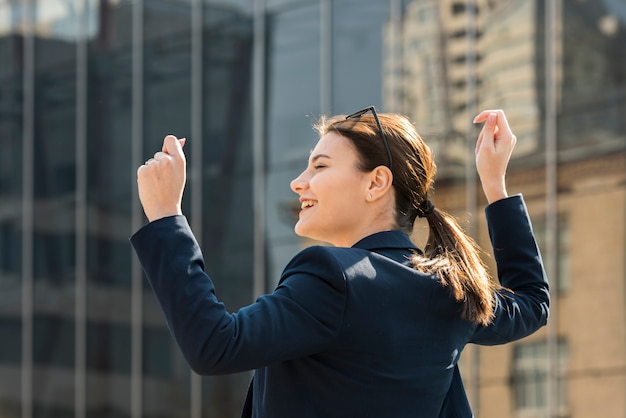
[0,0,624,417]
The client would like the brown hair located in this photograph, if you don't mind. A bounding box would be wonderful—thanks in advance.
[315,112,498,326]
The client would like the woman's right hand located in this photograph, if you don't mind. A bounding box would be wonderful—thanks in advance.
[137,135,187,222]
[473,110,517,204]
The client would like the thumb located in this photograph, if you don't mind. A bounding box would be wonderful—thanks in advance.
[162,135,185,158]
[480,112,498,149]
[483,112,497,136]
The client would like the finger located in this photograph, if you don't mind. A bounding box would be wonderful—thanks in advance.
[162,134,176,153]
[473,110,491,124]
[162,135,185,158]
[491,109,511,134]
[137,163,152,181]
[153,151,169,161]
[475,129,484,155]
[481,112,498,149]
[476,109,512,136]
[473,109,507,125]
[163,137,186,149]
[473,109,502,124]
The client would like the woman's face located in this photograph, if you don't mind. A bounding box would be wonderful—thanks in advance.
[290,131,374,247]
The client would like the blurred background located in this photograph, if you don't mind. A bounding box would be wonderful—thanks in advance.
[0,0,624,417]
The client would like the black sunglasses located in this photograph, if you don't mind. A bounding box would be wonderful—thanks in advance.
[345,106,393,169]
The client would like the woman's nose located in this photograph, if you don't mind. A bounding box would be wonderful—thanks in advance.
[290,171,308,194]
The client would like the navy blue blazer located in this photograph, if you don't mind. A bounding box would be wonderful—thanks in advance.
[130,194,549,417]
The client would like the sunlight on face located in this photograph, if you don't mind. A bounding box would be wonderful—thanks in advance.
[289,132,372,247]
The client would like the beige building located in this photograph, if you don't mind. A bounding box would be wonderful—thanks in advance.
[429,150,626,418]
[385,0,626,417]
[384,0,543,170]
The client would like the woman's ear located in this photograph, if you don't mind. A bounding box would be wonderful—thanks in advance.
[366,165,393,201]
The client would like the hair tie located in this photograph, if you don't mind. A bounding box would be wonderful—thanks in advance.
[417,200,435,218]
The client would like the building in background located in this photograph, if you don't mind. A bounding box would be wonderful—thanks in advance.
[0,1,255,417]
[0,0,625,417]
[384,1,626,418]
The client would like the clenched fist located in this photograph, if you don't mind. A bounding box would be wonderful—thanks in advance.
[137,135,187,222]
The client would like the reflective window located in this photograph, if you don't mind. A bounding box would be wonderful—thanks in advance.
[332,0,389,112]
[265,2,321,287]
[86,320,131,374]
[0,317,21,364]
[0,6,23,417]
[85,0,134,415]
[30,1,78,415]
[560,0,626,153]
[33,315,75,367]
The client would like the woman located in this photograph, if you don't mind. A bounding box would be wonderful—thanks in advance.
[131,108,549,417]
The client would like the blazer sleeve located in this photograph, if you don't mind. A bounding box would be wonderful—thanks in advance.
[470,194,550,345]
[130,216,346,375]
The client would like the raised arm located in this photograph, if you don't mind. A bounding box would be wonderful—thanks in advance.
[471,195,550,344]
[131,135,347,374]
[470,110,549,344]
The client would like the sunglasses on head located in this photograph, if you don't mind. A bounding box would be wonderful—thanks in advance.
[345,106,393,169]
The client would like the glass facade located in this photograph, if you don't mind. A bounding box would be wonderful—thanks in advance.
[560,0,626,154]
[0,0,625,417]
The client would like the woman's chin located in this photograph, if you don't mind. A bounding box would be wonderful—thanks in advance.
[293,222,306,237]
[294,223,321,242]
[294,223,311,239]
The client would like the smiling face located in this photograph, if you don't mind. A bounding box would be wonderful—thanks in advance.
[290,131,380,247]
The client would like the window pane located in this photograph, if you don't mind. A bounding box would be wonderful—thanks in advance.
[197,6,255,417]
[513,340,568,414]
[31,1,78,415]
[141,2,194,415]
[332,0,388,112]
[0,4,23,413]
[265,2,321,288]
[560,1,626,153]
[85,0,134,415]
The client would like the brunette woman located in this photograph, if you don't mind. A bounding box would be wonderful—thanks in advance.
[131,108,549,417]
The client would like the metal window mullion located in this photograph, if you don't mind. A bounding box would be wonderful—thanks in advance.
[190,0,204,416]
[388,0,402,113]
[252,0,267,300]
[545,0,561,417]
[74,0,89,417]
[130,1,145,417]
[320,0,331,115]
[21,1,35,418]
[464,0,479,413]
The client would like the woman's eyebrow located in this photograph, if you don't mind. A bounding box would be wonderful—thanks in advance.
[309,153,331,163]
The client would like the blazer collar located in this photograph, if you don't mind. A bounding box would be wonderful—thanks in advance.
[351,230,419,252]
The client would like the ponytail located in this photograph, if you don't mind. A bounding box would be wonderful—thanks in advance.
[411,207,497,326]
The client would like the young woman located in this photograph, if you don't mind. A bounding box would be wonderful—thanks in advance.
[131,108,549,417]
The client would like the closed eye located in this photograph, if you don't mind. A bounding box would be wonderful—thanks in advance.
[309,153,331,169]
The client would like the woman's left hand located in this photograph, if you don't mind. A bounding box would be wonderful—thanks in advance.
[137,135,187,222]
[473,110,517,204]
